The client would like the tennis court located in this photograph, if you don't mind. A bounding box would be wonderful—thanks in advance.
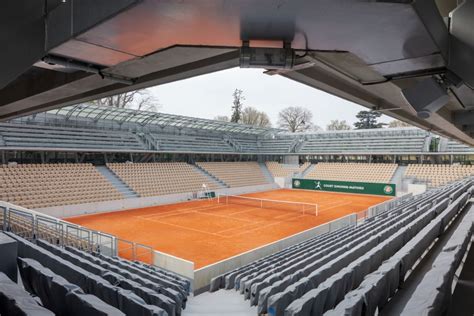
[66,189,390,268]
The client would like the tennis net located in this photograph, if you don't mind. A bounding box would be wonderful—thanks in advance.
[217,194,319,216]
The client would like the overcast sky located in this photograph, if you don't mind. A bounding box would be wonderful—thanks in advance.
[147,67,394,129]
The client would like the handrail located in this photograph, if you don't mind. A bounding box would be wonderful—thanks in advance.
[0,201,152,264]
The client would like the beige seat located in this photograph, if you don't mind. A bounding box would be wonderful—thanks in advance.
[304,162,397,183]
[0,163,123,209]
[196,162,269,187]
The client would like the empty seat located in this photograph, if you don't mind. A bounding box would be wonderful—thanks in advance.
[18,257,124,316]
[196,162,269,187]
[0,271,54,316]
[305,163,397,183]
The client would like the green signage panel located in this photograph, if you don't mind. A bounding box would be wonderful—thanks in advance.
[292,178,396,196]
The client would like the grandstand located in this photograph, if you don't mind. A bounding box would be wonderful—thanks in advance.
[266,162,311,178]
[210,179,473,316]
[304,163,397,183]
[1,178,472,315]
[107,162,222,197]
[0,104,473,315]
[405,164,474,188]
[298,128,430,154]
[0,163,123,209]
[1,103,472,158]
[196,162,269,187]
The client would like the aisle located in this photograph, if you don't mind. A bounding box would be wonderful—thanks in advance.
[183,289,256,316]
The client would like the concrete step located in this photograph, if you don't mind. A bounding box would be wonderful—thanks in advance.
[95,165,139,199]
[391,165,407,195]
[301,164,316,178]
[259,162,274,183]
[183,290,256,316]
[192,164,228,188]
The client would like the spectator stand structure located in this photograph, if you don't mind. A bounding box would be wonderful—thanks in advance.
[1,103,472,163]
[208,178,474,316]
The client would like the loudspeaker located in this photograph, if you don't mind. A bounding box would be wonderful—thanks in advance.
[401,77,449,119]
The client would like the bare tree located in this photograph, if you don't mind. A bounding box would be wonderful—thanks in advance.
[388,119,411,128]
[92,89,159,112]
[214,115,230,122]
[241,107,272,127]
[326,119,351,131]
[277,106,313,132]
[230,89,244,123]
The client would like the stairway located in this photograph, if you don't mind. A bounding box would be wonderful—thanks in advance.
[259,162,274,183]
[95,166,139,199]
[0,132,5,146]
[301,164,316,178]
[193,164,228,188]
[390,165,406,188]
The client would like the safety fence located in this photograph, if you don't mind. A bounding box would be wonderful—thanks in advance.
[0,202,153,264]
[367,193,414,217]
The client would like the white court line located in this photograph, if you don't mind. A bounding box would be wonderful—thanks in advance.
[136,216,224,237]
[318,200,353,213]
[226,213,308,238]
[139,203,223,219]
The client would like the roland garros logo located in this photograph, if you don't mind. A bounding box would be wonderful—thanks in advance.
[293,180,301,187]
[384,185,394,195]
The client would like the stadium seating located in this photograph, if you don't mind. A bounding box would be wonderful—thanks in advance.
[3,110,474,157]
[259,138,294,153]
[210,178,472,316]
[0,270,54,316]
[298,128,429,154]
[0,122,146,151]
[6,234,187,315]
[3,230,190,316]
[445,139,474,153]
[108,162,222,197]
[405,164,474,187]
[151,133,235,153]
[233,137,259,152]
[0,163,123,209]
[266,162,311,178]
[399,204,473,315]
[196,162,269,187]
[305,163,397,183]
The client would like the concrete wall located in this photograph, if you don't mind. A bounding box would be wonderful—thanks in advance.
[283,155,299,164]
[407,183,427,195]
[153,250,195,280]
[193,213,357,292]
[274,177,285,188]
[36,183,279,218]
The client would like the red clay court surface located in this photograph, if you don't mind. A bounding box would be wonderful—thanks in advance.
[67,189,390,268]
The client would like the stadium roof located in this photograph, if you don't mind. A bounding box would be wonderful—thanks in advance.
[48,104,283,136]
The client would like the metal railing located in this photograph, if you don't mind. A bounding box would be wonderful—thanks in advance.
[0,202,155,265]
[0,202,116,256]
[117,238,154,264]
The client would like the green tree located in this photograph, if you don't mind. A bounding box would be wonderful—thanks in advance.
[326,119,351,131]
[353,111,386,129]
[230,89,244,123]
